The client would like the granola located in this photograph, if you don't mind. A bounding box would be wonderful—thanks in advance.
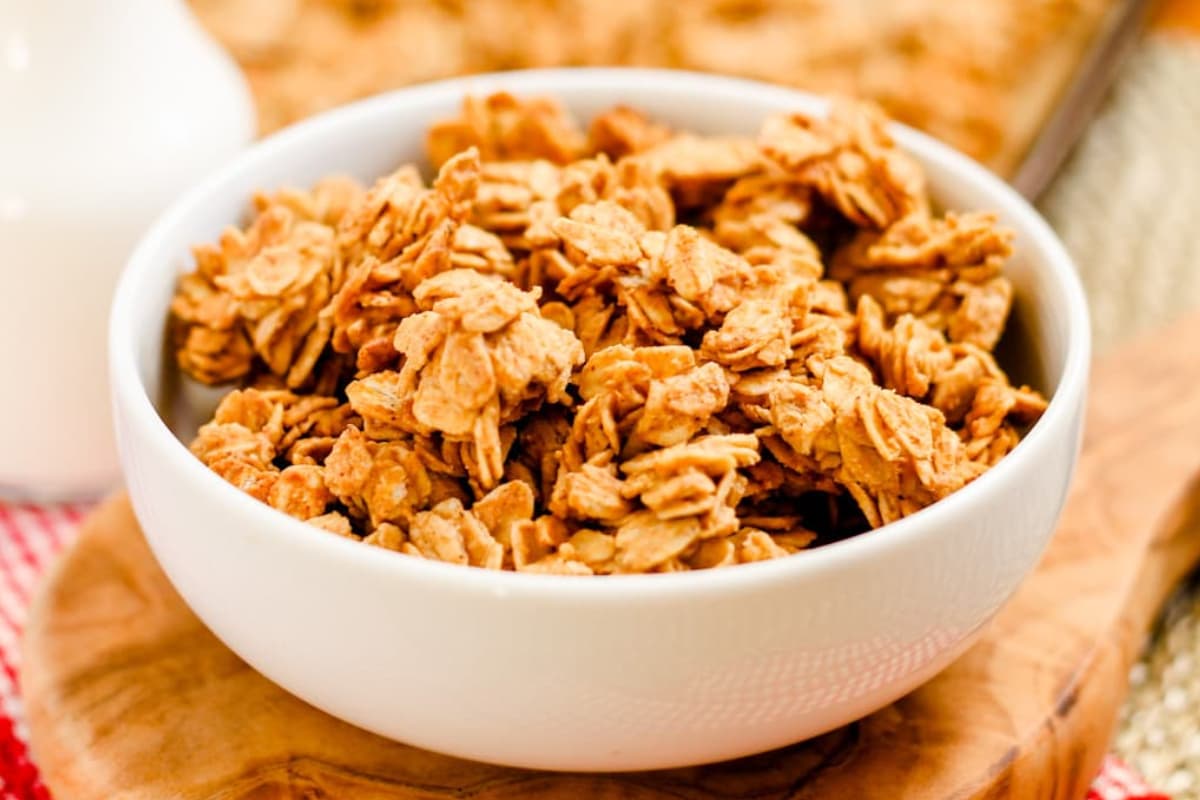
[174,94,1046,573]
[192,0,1111,174]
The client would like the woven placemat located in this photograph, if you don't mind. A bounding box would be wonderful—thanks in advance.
[1040,32,1200,797]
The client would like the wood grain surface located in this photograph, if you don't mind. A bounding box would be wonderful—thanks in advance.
[1154,0,1200,33]
[21,312,1200,799]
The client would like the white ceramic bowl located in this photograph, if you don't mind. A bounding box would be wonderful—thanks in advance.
[110,69,1090,772]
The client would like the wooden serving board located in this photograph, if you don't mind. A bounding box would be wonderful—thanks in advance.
[21,312,1200,800]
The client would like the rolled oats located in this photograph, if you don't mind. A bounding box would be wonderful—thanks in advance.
[174,93,1046,573]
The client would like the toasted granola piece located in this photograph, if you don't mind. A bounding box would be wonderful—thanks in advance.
[856,297,1048,438]
[588,106,672,160]
[643,225,753,322]
[172,198,342,387]
[551,156,675,234]
[408,499,469,566]
[839,211,1012,276]
[554,202,645,281]
[253,174,365,229]
[929,343,1010,424]
[563,391,622,468]
[598,224,788,348]
[362,521,406,549]
[171,175,369,386]
[856,294,953,399]
[268,464,332,520]
[759,100,925,229]
[621,434,759,497]
[575,343,660,407]
[563,344,723,466]
[632,362,730,448]
[613,511,703,573]
[310,511,357,539]
[558,529,617,574]
[569,292,629,358]
[190,395,289,506]
[768,356,973,527]
[687,537,736,569]
[171,308,255,385]
[639,469,718,519]
[521,553,595,575]
[831,211,1015,350]
[544,200,649,301]
[206,455,279,504]
[323,426,432,529]
[191,422,275,470]
[211,387,286,438]
[949,276,1014,351]
[961,379,1048,464]
[347,269,583,490]
[549,455,633,523]
[631,134,763,208]
[608,158,678,234]
[964,422,1022,468]
[343,370,415,440]
[511,515,573,571]
[330,149,523,370]
[736,528,788,562]
[620,437,755,544]
[472,480,535,552]
[426,92,587,169]
[539,300,575,331]
[701,296,794,371]
[254,394,362,460]
[471,159,562,250]
[708,172,825,294]
[506,407,573,504]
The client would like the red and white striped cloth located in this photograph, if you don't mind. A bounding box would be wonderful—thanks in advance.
[0,503,88,800]
[0,501,1171,799]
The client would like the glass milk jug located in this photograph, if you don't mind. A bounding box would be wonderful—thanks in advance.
[0,0,255,499]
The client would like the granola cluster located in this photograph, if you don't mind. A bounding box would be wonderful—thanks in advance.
[191,0,1110,172]
[173,95,1046,574]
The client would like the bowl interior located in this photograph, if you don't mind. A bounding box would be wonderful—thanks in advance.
[115,67,1083,525]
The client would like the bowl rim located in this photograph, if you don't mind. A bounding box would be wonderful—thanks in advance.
[109,67,1091,599]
